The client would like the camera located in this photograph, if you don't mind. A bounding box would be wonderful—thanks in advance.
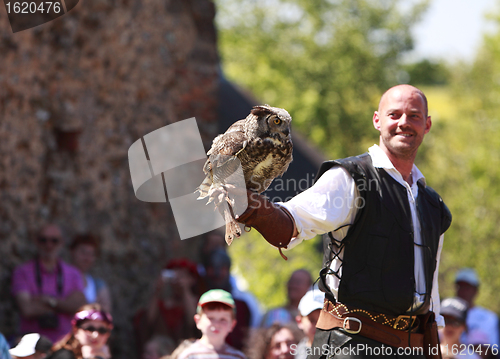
[38,313,59,329]
[161,269,176,280]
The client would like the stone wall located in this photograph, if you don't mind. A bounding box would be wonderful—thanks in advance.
[0,0,219,357]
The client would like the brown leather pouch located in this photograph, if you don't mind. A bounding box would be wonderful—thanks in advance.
[422,312,442,359]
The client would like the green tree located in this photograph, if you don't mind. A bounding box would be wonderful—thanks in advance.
[415,10,500,312]
[216,0,429,158]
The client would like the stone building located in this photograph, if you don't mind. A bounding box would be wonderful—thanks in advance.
[0,0,219,357]
[0,0,325,355]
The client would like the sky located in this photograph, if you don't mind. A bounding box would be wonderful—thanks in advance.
[407,0,499,62]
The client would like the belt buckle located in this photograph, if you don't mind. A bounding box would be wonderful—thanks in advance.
[343,317,362,334]
[393,315,416,330]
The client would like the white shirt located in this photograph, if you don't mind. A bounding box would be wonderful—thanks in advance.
[279,145,445,327]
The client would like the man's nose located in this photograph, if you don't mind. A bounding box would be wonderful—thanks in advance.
[398,114,410,126]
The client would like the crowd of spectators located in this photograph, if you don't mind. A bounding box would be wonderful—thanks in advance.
[2,224,500,359]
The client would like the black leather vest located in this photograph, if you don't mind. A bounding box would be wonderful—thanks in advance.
[317,153,452,316]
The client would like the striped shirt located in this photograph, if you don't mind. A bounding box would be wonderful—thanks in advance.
[177,340,246,359]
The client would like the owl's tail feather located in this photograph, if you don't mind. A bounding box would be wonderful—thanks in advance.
[196,175,212,200]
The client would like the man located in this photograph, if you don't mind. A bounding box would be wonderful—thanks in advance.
[9,333,53,359]
[454,268,499,348]
[11,224,87,342]
[235,85,452,358]
[294,286,326,359]
[261,269,312,327]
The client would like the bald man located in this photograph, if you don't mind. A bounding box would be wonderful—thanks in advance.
[236,85,451,358]
[11,224,87,342]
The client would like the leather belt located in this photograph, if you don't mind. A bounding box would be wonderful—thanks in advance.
[317,300,425,348]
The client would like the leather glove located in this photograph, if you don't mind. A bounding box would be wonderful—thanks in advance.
[236,190,295,260]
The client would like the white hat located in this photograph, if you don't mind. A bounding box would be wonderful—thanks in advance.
[9,333,52,358]
[298,287,325,317]
[455,268,480,287]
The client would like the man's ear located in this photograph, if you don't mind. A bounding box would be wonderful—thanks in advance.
[424,116,432,134]
[295,315,302,324]
[373,111,381,131]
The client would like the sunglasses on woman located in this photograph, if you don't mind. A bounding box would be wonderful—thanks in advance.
[80,325,111,335]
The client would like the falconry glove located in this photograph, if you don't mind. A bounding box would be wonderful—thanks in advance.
[236,190,294,260]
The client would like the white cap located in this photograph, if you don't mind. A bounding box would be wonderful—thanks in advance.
[298,287,325,317]
[455,268,480,287]
[9,333,52,358]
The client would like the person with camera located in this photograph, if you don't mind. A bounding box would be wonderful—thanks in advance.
[11,224,87,342]
[133,258,203,354]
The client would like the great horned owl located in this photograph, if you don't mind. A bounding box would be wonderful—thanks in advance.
[197,105,293,244]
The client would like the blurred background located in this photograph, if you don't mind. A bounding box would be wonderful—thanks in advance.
[1,0,500,357]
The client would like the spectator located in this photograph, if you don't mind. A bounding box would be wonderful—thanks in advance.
[198,231,262,328]
[439,297,480,359]
[176,289,246,359]
[133,258,202,352]
[204,249,252,350]
[197,231,226,278]
[466,330,496,359]
[261,269,312,328]
[294,286,325,359]
[167,340,195,359]
[455,268,500,348]
[142,335,175,359]
[245,323,303,359]
[9,334,52,359]
[1,332,13,359]
[70,234,112,313]
[49,303,113,359]
[11,224,87,342]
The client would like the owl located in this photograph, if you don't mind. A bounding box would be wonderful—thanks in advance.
[197,105,293,245]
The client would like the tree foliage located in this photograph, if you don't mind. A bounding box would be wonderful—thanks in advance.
[415,10,500,312]
[215,0,429,158]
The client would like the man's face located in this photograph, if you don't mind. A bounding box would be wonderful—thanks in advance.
[194,309,236,342]
[287,271,311,303]
[36,225,64,260]
[455,281,478,305]
[296,309,320,342]
[373,86,431,161]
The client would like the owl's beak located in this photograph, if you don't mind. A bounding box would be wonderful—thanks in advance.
[283,129,290,136]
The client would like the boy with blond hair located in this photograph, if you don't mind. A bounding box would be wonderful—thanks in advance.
[177,289,246,359]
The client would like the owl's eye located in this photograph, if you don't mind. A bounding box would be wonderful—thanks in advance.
[273,118,281,125]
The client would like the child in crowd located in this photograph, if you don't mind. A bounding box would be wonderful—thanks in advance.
[294,287,325,359]
[439,297,480,359]
[177,289,246,359]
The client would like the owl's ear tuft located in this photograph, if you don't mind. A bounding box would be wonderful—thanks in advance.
[251,105,272,117]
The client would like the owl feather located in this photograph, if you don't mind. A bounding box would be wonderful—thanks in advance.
[196,105,293,245]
